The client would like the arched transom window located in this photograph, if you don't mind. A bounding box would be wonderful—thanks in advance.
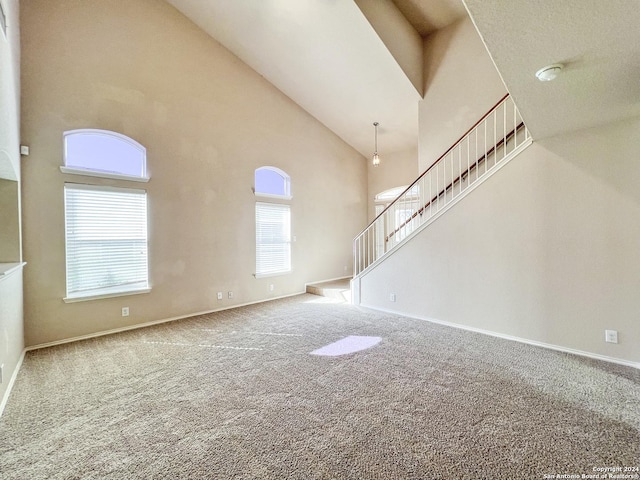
[254,166,291,199]
[62,129,148,181]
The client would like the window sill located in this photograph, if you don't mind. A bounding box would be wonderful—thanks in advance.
[60,166,150,183]
[254,270,291,279]
[254,192,292,201]
[64,286,151,303]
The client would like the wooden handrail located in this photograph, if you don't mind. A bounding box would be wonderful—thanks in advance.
[358,93,510,236]
[385,121,524,242]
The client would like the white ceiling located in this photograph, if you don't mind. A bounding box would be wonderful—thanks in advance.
[463,0,640,140]
[165,0,464,158]
[165,0,640,160]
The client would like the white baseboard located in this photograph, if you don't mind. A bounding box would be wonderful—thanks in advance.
[4,292,310,418]
[26,290,306,352]
[0,349,26,418]
[26,280,352,353]
[360,303,640,370]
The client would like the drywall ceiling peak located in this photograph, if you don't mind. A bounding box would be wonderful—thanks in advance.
[392,0,468,37]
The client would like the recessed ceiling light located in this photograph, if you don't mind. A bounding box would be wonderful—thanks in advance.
[535,63,563,82]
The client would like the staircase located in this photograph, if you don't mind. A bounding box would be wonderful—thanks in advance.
[353,94,531,281]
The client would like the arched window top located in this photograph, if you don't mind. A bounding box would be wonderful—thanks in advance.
[375,185,419,203]
[255,166,291,199]
[376,186,406,202]
[61,129,148,182]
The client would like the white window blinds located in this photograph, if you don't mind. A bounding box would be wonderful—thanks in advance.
[256,202,291,277]
[64,184,149,300]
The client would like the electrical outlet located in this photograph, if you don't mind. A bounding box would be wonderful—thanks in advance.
[122,307,129,317]
[269,284,274,292]
[0,364,4,384]
[217,292,223,300]
[228,291,233,299]
[605,330,618,344]
[389,293,396,302]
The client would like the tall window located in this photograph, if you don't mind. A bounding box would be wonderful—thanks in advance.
[255,167,291,277]
[62,130,150,301]
[375,185,419,246]
[65,185,148,299]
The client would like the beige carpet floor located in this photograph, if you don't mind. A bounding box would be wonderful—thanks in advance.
[1,294,638,479]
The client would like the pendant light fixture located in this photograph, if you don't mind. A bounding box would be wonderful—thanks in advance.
[372,122,380,167]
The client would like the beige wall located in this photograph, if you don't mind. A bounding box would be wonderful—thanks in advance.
[0,179,20,262]
[0,0,23,407]
[359,117,640,364]
[367,147,419,221]
[21,0,367,347]
[419,17,506,171]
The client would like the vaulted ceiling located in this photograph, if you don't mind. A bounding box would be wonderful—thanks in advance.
[165,0,466,158]
[165,0,640,159]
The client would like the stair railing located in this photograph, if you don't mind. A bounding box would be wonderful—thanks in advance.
[353,93,531,276]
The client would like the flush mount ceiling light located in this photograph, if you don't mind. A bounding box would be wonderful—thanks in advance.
[535,63,563,82]
[372,122,380,167]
